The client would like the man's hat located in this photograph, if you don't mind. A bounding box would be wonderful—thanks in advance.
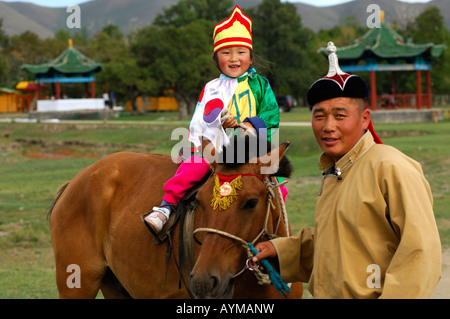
[213,5,252,54]
[307,42,382,144]
[307,42,369,106]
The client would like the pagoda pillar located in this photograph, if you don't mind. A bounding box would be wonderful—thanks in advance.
[426,70,432,109]
[37,83,41,100]
[370,69,377,110]
[91,81,96,99]
[416,70,422,110]
[56,81,61,100]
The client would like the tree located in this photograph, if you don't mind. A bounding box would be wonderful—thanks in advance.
[248,0,316,104]
[154,0,232,28]
[405,6,447,45]
[0,19,8,49]
[0,19,9,85]
[87,24,140,106]
[2,32,44,86]
[398,6,449,94]
[130,0,235,119]
[131,19,217,119]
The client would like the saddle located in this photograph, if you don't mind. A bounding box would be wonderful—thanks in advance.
[140,171,211,244]
[140,173,211,295]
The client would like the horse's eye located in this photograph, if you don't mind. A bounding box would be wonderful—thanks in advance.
[243,199,258,210]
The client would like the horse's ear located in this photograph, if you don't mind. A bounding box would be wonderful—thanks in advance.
[200,137,217,171]
[257,141,291,175]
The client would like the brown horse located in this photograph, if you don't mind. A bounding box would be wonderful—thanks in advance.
[48,137,303,299]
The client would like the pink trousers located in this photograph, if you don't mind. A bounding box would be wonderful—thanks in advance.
[163,154,288,205]
[163,155,211,205]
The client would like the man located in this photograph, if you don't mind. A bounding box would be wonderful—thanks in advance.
[252,42,441,298]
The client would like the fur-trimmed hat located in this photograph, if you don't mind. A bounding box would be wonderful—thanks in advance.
[307,42,382,144]
[307,42,369,106]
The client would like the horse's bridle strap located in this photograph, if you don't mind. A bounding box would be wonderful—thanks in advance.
[193,176,288,278]
[193,227,248,247]
[216,173,263,182]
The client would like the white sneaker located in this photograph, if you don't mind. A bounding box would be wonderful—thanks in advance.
[144,206,171,233]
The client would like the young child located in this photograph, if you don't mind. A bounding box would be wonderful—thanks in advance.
[144,5,284,233]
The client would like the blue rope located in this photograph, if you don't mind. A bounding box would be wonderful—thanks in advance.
[248,243,290,297]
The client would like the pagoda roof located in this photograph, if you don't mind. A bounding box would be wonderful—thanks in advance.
[0,87,19,94]
[318,22,445,63]
[22,41,102,77]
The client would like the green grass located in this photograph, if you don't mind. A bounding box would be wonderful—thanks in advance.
[0,107,449,298]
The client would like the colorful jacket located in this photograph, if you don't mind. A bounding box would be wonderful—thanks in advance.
[189,68,279,150]
[224,68,279,138]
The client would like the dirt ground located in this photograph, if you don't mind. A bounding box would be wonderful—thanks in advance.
[431,246,450,299]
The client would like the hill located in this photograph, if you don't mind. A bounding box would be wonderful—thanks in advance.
[293,0,450,31]
[0,0,448,37]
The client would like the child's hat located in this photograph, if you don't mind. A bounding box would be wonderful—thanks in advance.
[307,42,382,144]
[213,5,252,54]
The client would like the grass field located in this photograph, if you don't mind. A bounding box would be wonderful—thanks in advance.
[0,107,449,298]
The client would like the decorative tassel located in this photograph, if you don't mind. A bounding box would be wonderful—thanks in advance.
[211,175,242,210]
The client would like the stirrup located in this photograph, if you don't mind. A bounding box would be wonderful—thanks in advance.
[140,205,173,242]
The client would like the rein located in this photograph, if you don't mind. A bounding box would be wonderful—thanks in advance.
[193,174,288,281]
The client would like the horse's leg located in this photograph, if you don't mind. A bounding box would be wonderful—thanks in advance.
[52,227,107,299]
[51,195,108,298]
[52,156,128,299]
[99,267,131,299]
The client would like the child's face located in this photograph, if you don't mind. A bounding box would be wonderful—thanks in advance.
[215,47,252,78]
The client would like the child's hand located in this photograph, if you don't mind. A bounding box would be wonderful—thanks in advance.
[222,118,238,129]
[221,107,238,128]
[220,106,230,124]
[239,122,256,136]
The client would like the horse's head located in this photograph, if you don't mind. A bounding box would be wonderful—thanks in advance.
[190,135,292,299]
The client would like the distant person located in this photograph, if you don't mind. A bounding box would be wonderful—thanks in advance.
[103,91,110,108]
[109,91,115,109]
[251,42,441,298]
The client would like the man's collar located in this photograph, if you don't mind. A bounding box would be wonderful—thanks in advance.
[319,131,375,175]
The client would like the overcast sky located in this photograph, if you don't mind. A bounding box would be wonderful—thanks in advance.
[0,0,433,8]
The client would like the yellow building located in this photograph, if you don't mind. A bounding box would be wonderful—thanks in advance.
[126,96,179,112]
[0,87,19,113]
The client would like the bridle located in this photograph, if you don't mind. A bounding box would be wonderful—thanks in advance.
[193,173,288,279]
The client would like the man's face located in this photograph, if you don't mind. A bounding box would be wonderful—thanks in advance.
[311,97,370,162]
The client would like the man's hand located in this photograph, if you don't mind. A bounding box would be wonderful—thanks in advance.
[248,241,277,269]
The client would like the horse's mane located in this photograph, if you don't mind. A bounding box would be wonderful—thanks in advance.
[218,134,293,178]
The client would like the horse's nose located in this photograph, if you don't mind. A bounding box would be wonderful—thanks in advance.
[190,271,233,299]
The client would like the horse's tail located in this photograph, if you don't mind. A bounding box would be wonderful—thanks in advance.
[47,182,70,221]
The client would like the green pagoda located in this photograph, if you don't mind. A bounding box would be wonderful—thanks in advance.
[318,13,445,110]
[22,39,102,100]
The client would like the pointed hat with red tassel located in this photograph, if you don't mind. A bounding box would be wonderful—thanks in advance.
[307,42,382,144]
